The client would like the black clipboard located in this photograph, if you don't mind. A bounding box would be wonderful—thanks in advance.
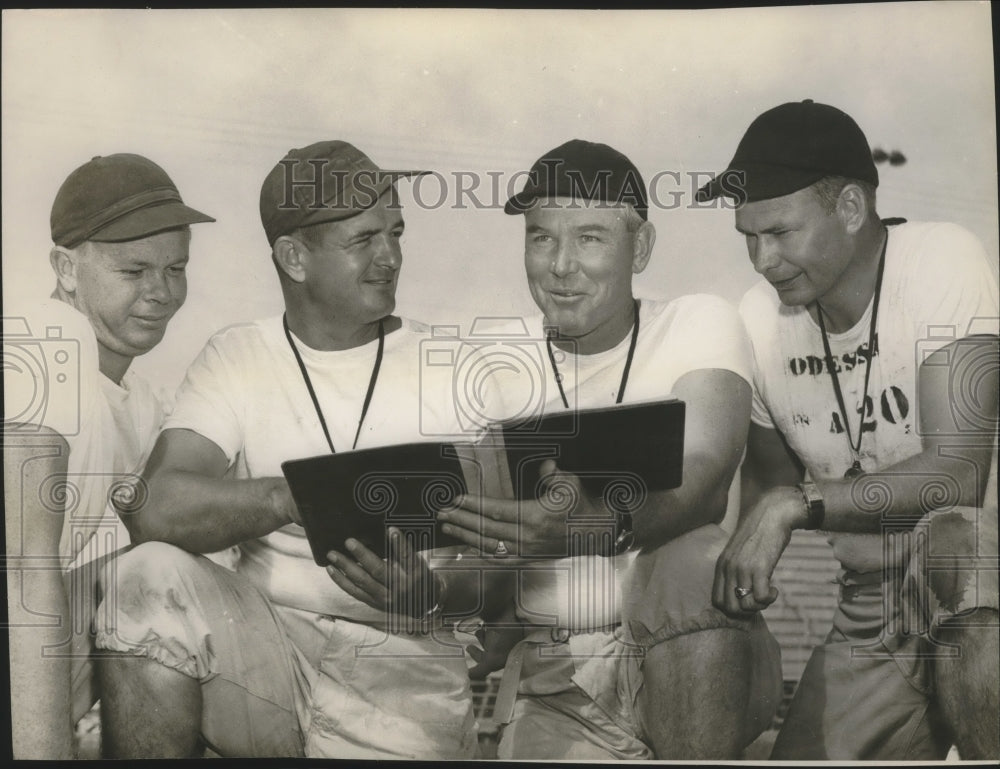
[281,398,685,565]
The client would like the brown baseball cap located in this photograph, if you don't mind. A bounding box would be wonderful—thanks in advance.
[50,154,215,248]
[259,140,429,246]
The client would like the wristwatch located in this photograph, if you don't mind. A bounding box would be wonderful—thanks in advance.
[797,481,825,530]
[417,571,448,622]
[613,511,636,555]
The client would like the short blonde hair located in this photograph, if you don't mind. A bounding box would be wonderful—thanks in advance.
[811,176,877,215]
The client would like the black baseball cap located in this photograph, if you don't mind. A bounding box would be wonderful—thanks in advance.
[505,139,648,219]
[696,100,879,204]
[51,154,215,248]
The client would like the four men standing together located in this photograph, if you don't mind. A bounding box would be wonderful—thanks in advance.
[4,100,998,760]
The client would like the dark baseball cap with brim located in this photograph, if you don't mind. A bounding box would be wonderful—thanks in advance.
[696,100,879,204]
[505,139,648,219]
[260,140,429,246]
[51,153,215,248]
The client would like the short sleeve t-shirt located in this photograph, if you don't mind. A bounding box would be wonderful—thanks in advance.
[3,299,165,567]
[164,315,502,620]
[496,295,753,630]
[740,221,999,571]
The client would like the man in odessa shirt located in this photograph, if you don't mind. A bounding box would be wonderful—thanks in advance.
[95,141,491,759]
[701,100,999,759]
[438,139,782,759]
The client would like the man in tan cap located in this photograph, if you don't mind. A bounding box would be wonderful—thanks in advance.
[95,141,500,759]
[3,153,214,758]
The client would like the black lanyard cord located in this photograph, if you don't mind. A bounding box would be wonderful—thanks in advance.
[546,298,641,409]
[282,313,385,453]
[815,228,888,475]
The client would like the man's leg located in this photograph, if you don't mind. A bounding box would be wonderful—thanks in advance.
[637,627,752,757]
[935,610,1000,758]
[95,541,306,758]
[771,578,951,760]
[915,505,1000,758]
[99,656,202,757]
[624,524,783,759]
[61,546,201,756]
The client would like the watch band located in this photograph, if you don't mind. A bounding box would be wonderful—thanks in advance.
[798,481,825,530]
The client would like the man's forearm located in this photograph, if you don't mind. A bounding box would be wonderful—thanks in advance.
[796,445,991,534]
[126,472,294,552]
[9,569,74,759]
[633,450,733,551]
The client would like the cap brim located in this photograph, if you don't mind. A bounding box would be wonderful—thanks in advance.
[90,200,215,243]
[376,169,431,179]
[504,188,543,215]
[696,164,827,205]
[694,175,726,203]
[274,171,429,241]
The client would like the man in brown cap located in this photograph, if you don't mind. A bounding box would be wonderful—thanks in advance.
[94,141,499,759]
[3,153,214,757]
[702,100,999,759]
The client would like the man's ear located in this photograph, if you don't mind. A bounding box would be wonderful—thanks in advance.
[632,220,656,274]
[273,236,308,284]
[837,184,870,235]
[49,247,78,293]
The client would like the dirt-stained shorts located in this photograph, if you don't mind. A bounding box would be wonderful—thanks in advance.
[496,523,783,760]
[772,505,999,761]
[94,541,477,759]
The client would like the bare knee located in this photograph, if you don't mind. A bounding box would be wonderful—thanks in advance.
[935,608,999,759]
[637,628,753,759]
[936,607,998,677]
[98,653,202,758]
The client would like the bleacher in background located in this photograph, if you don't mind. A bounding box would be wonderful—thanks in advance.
[763,530,841,686]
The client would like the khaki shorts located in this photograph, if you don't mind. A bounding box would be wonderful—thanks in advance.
[496,524,782,760]
[95,541,477,759]
[772,505,999,760]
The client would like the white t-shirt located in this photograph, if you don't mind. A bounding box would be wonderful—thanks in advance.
[494,295,753,630]
[3,299,165,567]
[741,221,1000,571]
[164,315,499,620]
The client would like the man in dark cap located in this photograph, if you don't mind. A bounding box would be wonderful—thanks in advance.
[701,100,999,759]
[94,141,499,759]
[3,153,214,757]
[438,139,782,759]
